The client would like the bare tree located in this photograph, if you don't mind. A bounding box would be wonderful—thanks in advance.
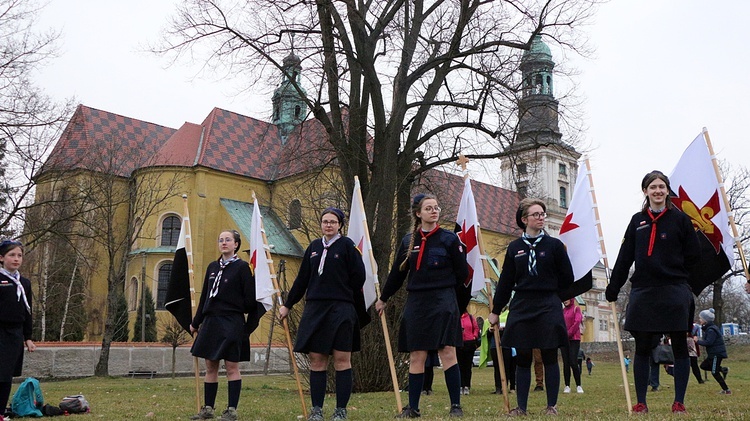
[161,318,191,379]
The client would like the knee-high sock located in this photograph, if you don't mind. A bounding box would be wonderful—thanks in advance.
[228,379,241,409]
[544,362,560,407]
[335,369,353,409]
[515,365,531,411]
[408,372,424,411]
[443,363,461,406]
[633,354,650,404]
[310,370,327,408]
[204,382,219,408]
[673,358,689,403]
[0,381,12,413]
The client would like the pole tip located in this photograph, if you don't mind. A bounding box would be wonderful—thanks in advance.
[182,194,188,199]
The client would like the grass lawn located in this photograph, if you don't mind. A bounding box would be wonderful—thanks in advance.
[25,343,750,420]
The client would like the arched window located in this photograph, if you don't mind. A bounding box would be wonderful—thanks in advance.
[161,215,181,247]
[157,262,172,310]
[295,105,301,118]
[128,277,138,311]
[288,199,302,230]
[560,186,568,208]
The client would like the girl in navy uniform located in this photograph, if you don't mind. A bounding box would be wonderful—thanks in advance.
[488,198,574,416]
[279,208,366,421]
[606,170,700,414]
[0,240,36,421]
[376,194,469,418]
[190,230,256,421]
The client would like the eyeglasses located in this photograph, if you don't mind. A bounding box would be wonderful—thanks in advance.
[527,212,547,219]
[423,206,441,213]
[218,238,234,243]
[321,220,339,226]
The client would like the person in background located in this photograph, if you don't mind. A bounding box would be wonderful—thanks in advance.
[0,240,36,421]
[687,332,704,384]
[190,230,256,421]
[376,194,469,418]
[577,348,586,377]
[697,308,731,394]
[457,312,480,395]
[561,298,584,394]
[606,170,701,415]
[422,351,440,396]
[624,354,631,373]
[586,357,595,376]
[488,198,574,416]
[533,349,545,392]
[279,208,367,421]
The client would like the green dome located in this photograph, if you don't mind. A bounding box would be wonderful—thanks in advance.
[522,35,552,61]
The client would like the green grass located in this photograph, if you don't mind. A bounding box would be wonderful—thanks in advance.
[27,343,750,420]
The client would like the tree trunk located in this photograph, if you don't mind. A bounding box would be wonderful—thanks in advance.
[40,241,50,341]
[59,254,79,341]
[712,279,724,325]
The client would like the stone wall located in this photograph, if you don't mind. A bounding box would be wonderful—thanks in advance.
[22,344,293,379]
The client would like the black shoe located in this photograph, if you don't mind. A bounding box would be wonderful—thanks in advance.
[449,404,463,417]
[491,388,501,394]
[534,385,544,392]
[650,386,659,392]
[395,406,421,418]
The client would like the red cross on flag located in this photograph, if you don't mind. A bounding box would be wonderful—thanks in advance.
[250,198,275,312]
[457,178,485,296]
[669,131,733,294]
[558,163,600,300]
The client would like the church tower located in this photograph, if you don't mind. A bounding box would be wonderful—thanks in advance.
[499,35,581,236]
[272,52,308,141]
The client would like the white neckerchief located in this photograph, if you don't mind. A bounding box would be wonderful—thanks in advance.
[318,234,341,276]
[209,255,239,298]
[521,230,545,276]
[0,267,31,313]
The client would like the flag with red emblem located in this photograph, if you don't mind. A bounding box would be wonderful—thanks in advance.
[669,132,733,294]
[250,198,275,313]
[457,178,485,296]
[346,178,378,310]
[558,163,600,301]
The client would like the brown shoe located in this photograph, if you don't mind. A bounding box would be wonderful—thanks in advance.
[507,407,527,417]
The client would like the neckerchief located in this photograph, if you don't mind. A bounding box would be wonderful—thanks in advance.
[646,208,668,256]
[318,233,341,276]
[0,267,30,313]
[415,226,440,270]
[209,255,239,298]
[522,231,544,276]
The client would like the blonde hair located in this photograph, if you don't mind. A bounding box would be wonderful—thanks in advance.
[399,194,436,271]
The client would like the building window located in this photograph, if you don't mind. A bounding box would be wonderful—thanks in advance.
[559,163,567,176]
[288,199,302,230]
[161,215,181,247]
[517,163,527,175]
[517,183,528,198]
[560,186,567,208]
[295,105,301,118]
[128,277,138,311]
[156,262,172,310]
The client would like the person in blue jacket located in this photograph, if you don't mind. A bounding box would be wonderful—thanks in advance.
[376,194,469,418]
[697,308,730,394]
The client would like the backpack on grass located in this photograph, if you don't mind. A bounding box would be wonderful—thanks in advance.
[59,395,90,414]
[11,377,44,417]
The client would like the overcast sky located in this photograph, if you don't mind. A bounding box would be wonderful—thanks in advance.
[33,0,749,265]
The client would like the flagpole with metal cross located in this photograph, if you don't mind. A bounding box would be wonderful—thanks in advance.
[350,176,403,412]
[456,155,510,413]
[702,128,750,282]
[583,159,633,413]
[251,192,307,419]
[179,195,202,413]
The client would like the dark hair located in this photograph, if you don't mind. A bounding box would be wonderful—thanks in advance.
[0,239,24,257]
[321,207,346,230]
[640,170,674,212]
[515,198,546,230]
[219,230,242,253]
[399,194,437,271]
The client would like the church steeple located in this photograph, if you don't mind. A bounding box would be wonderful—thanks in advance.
[272,51,308,141]
[516,35,562,146]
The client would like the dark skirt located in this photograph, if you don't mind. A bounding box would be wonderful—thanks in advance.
[502,293,568,350]
[624,283,693,333]
[0,324,24,381]
[191,314,250,362]
[295,300,360,354]
[398,288,462,353]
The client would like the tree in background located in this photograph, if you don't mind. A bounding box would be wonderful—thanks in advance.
[161,318,191,378]
[133,286,157,342]
[112,292,130,343]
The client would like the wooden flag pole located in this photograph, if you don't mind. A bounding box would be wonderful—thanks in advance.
[353,176,403,411]
[180,195,202,413]
[583,160,632,413]
[702,128,750,282]
[252,192,308,418]
[456,155,510,413]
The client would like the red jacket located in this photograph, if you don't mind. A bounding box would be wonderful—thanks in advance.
[563,302,583,340]
[461,312,479,342]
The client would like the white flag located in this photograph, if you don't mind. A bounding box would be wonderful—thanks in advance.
[250,198,274,311]
[456,178,485,296]
[559,163,602,282]
[346,178,378,310]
